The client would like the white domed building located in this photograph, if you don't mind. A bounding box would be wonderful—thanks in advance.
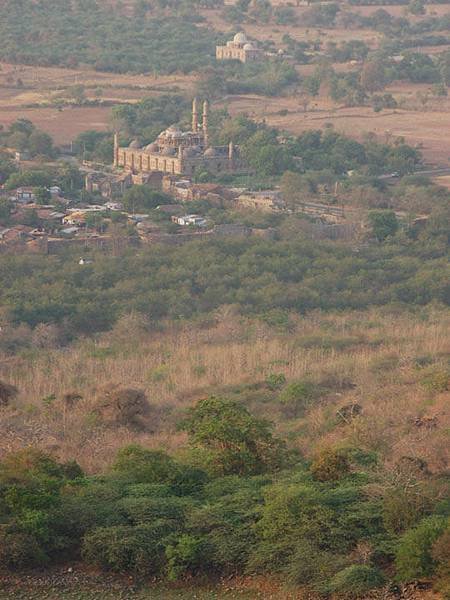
[114,99,246,178]
[216,32,262,63]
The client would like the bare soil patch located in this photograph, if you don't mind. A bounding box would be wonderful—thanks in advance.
[0,106,112,143]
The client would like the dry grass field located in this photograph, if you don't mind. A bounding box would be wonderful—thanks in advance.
[0,62,196,143]
[216,89,450,165]
[1,306,448,474]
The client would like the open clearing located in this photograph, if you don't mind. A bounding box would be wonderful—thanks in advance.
[0,62,196,143]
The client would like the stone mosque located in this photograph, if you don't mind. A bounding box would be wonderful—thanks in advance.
[216,32,262,64]
[114,99,246,178]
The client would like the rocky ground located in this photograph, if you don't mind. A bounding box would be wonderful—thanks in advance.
[0,567,441,600]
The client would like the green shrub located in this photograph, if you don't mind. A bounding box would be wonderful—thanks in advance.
[265,373,286,391]
[178,397,286,476]
[382,488,429,534]
[420,368,450,392]
[286,541,346,588]
[112,445,175,484]
[278,379,321,417]
[328,564,385,598]
[166,534,212,580]
[125,483,173,498]
[432,528,450,598]
[0,526,47,569]
[310,448,350,482]
[116,496,189,528]
[82,524,169,575]
[396,516,448,581]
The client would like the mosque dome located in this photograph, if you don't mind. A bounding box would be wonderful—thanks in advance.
[243,42,255,51]
[129,140,141,149]
[233,32,247,44]
[166,126,182,137]
[145,142,159,153]
[203,147,217,157]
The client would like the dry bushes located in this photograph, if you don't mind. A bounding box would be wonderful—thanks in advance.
[93,385,152,430]
[0,307,448,473]
[0,381,18,407]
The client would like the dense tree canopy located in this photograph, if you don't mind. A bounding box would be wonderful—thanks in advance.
[0,0,220,74]
[0,232,448,337]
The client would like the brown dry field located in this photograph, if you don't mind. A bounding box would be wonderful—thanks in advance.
[0,106,113,144]
[217,88,450,165]
[0,62,196,94]
[4,78,450,162]
[0,62,196,143]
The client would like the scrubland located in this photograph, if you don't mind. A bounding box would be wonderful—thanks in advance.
[1,305,448,474]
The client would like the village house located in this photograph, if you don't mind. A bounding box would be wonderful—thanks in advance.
[162,176,226,203]
[216,32,262,63]
[49,186,62,197]
[172,214,208,227]
[14,150,31,162]
[85,171,132,199]
[35,208,66,223]
[104,201,124,211]
[15,187,36,204]
[237,190,285,212]
[63,206,105,226]
[0,224,35,244]
[63,212,87,226]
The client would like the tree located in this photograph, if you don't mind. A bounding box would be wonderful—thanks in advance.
[360,60,386,93]
[8,119,34,137]
[408,0,425,15]
[0,152,17,184]
[28,131,55,158]
[368,210,398,241]
[242,130,294,177]
[34,187,51,205]
[280,171,309,210]
[122,186,170,212]
[67,85,85,104]
[178,397,286,476]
